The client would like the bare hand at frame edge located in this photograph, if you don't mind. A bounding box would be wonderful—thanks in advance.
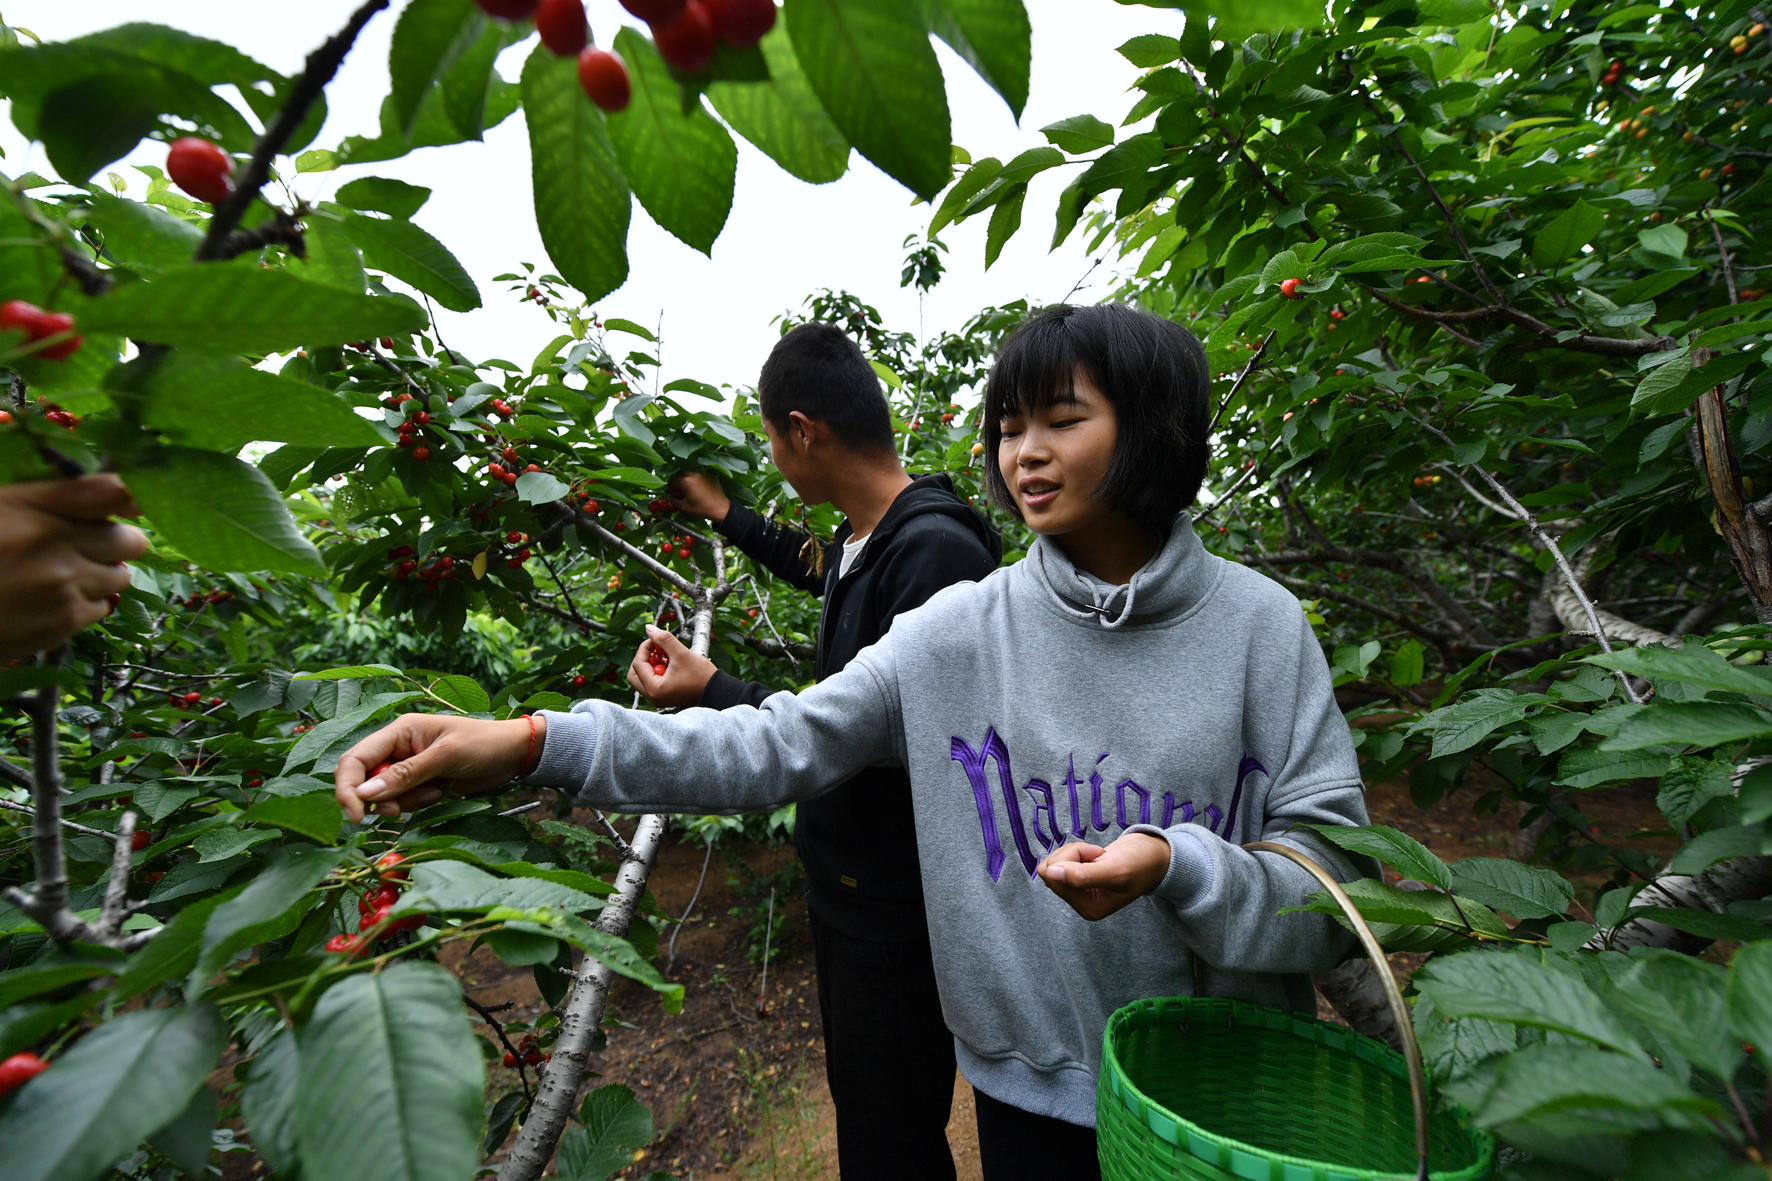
[1037,832,1172,921]
[0,474,147,661]
[334,713,543,822]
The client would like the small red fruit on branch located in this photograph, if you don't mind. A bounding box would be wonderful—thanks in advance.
[324,933,368,956]
[131,829,151,851]
[708,0,775,47]
[578,47,632,112]
[166,137,235,206]
[621,0,687,20]
[653,0,716,71]
[0,1052,49,1099]
[0,300,82,361]
[376,850,410,883]
[1279,278,1301,298]
[535,0,588,55]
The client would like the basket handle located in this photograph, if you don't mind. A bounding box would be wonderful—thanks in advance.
[1243,841,1430,1181]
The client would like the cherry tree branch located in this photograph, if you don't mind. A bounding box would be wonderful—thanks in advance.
[197,0,389,259]
[0,798,112,839]
[1403,411,1647,703]
[1208,330,1275,434]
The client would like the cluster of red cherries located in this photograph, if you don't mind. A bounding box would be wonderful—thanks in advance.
[475,0,775,113]
[0,300,82,361]
[166,690,223,711]
[325,847,422,956]
[503,1032,551,1068]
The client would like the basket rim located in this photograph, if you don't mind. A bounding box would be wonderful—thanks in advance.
[1100,995,1496,1181]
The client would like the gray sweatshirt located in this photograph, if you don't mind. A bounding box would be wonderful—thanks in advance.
[529,515,1368,1126]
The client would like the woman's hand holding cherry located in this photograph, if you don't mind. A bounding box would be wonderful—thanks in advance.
[333,713,542,822]
[1037,832,1172,921]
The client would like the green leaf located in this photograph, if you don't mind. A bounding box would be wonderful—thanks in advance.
[557,1084,653,1181]
[298,212,369,294]
[1427,690,1549,758]
[147,1083,219,1178]
[787,0,952,201]
[291,664,404,681]
[1452,1042,1724,1129]
[398,859,606,915]
[282,691,426,771]
[122,447,326,577]
[484,927,562,966]
[927,157,1001,237]
[1658,756,1736,829]
[521,46,630,303]
[983,182,1026,268]
[294,962,484,1181]
[337,210,482,312]
[389,0,484,137]
[1390,639,1426,687]
[917,0,1031,117]
[84,191,202,273]
[1297,879,1452,926]
[239,1027,301,1176]
[429,674,491,713]
[1447,858,1574,919]
[1117,33,1181,67]
[1728,942,1772,1065]
[1585,645,1772,697]
[1597,703,1772,751]
[0,993,102,1062]
[240,793,342,845]
[1669,824,1771,875]
[1040,114,1113,154]
[112,890,234,1001]
[1638,222,1688,261]
[708,22,849,184]
[77,266,428,355]
[1626,907,1771,943]
[516,471,570,504]
[1554,744,1675,790]
[0,1003,225,1181]
[605,31,734,253]
[1414,950,1645,1057]
[335,176,434,219]
[189,844,345,993]
[1530,198,1606,268]
[1303,823,1451,889]
[131,351,386,450]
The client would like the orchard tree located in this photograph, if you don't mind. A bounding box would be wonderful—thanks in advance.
[0,1,1035,1179]
[932,0,1772,1171]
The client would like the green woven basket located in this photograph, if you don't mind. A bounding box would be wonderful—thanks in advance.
[1095,842,1495,1181]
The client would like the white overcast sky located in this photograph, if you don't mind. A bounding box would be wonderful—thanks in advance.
[0,1,1161,394]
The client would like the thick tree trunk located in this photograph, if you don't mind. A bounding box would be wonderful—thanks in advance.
[1696,380,1772,623]
[1316,959,1405,1052]
[1587,855,1772,954]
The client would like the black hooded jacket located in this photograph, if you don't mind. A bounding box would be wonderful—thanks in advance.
[700,473,1001,942]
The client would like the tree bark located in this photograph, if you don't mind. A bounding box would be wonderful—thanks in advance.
[1696,381,1772,623]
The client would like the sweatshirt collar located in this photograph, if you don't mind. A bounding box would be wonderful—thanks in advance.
[1027,513,1214,629]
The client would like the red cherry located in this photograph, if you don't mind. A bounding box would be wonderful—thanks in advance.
[183,691,202,704]
[131,829,151,851]
[621,0,687,20]
[0,300,82,360]
[166,137,235,205]
[573,674,588,687]
[1279,278,1301,298]
[535,0,587,55]
[653,0,716,71]
[524,463,541,473]
[501,472,518,486]
[503,1050,517,1067]
[583,500,601,515]
[678,546,690,559]
[361,884,401,913]
[507,530,523,543]
[517,547,532,561]
[376,851,409,883]
[477,0,540,16]
[0,1053,48,1100]
[390,545,413,558]
[399,560,417,574]
[412,447,432,461]
[578,47,632,112]
[324,933,367,955]
[707,0,775,47]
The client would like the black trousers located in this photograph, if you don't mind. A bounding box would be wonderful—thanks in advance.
[811,914,957,1181]
[974,1086,1102,1181]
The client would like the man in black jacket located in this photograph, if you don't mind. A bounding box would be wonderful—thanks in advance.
[632,323,1000,1181]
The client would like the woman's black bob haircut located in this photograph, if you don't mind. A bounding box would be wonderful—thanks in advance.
[983,303,1211,533]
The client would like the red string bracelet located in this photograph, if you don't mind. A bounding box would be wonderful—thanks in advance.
[520,713,539,776]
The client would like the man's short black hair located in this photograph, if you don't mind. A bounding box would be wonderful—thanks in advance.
[758,323,895,455]
[982,303,1211,533]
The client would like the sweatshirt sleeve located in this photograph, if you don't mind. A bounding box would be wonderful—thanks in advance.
[715,503,827,596]
[871,516,998,632]
[523,646,902,814]
[1128,592,1369,976]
